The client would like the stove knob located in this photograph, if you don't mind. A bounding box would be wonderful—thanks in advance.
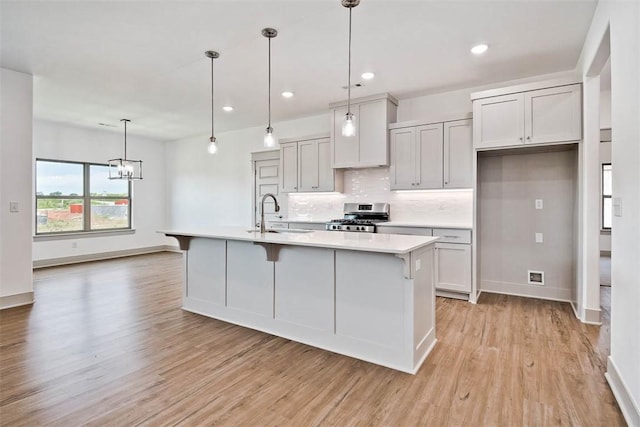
[345,226,350,231]
[357,226,362,231]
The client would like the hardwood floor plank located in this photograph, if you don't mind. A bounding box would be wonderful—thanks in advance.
[0,253,625,426]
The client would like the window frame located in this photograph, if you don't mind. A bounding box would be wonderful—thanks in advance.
[35,159,132,235]
[602,162,612,231]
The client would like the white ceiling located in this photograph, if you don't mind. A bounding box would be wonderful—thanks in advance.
[1,0,597,142]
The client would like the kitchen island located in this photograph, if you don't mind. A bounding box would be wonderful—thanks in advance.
[162,227,438,374]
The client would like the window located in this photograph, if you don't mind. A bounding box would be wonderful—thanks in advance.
[36,159,131,234]
[602,163,612,230]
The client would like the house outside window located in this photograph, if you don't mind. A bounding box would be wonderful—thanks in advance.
[36,159,131,234]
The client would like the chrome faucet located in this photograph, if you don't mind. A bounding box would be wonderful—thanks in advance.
[260,193,280,234]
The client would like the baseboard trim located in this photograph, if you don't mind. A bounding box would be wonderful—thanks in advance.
[0,292,34,310]
[33,245,180,269]
[606,356,640,426]
[480,280,571,302]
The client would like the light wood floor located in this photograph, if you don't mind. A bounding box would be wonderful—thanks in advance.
[0,253,624,426]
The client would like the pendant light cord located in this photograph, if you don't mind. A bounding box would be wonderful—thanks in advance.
[268,37,272,128]
[211,57,219,139]
[347,6,352,115]
[124,120,127,159]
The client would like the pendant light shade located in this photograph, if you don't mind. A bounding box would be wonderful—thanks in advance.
[341,0,360,138]
[205,50,220,154]
[262,27,278,148]
[108,119,143,180]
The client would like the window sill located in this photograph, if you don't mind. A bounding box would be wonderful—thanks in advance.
[33,229,136,242]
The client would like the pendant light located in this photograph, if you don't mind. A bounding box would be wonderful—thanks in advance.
[262,27,278,148]
[342,0,360,138]
[108,119,143,180]
[205,50,220,154]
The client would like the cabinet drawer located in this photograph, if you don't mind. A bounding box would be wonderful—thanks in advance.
[433,228,471,244]
[376,226,432,236]
[288,222,326,231]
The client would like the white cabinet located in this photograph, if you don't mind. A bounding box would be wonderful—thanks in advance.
[377,225,472,297]
[330,93,398,168]
[280,142,298,192]
[280,136,342,193]
[473,83,582,149]
[444,119,473,188]
[389,117,472,190]
[435,243,471,294]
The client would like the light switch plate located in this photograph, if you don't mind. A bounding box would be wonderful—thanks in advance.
[535,233,543,243]
[9,202,19,213]
[415,259,421,271]
[613,197,622,217]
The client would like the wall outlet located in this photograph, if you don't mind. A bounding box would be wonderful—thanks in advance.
[528,270,544,285]
[415,259,421,271]
[613,197,622,217]
[535,232,544,243]
[535,199,543,210]
[9,202,19,213]
[71,242,78,249]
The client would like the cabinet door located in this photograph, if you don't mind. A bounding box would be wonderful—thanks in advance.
[416,123,444,189]
[280,142,298,193]
[525,84,582,144]
[389,127,416,190]
[444,119,473,188]
[473,93,525,148]
[435,243,471,293]
[298,139,318,192]
[316,138,335,191]
[332,104,359,167]
[359,99,389,167]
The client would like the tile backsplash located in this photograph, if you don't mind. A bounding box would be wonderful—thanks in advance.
[287,167,473,225]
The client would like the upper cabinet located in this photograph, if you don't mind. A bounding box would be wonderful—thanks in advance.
[330,93,398,168]
[472,82,582,149]
[389,116,472,190]
[280,135,342,193]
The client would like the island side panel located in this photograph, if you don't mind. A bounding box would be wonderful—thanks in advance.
[274,246,334,332]
[183,238,226,314]
[335,250,406,351]
[227,240,274,318]
[411,245,437,371]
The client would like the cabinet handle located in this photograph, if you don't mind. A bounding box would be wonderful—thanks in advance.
[519,137,523,141]
[443,235,459,239]
[526,136,531,140]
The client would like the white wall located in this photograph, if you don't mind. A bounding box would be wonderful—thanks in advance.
[579,0,640,424]
[0,68,34,308]
[165,114,330,229]
[33,120,172,262]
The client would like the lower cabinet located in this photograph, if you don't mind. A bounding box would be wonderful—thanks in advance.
[377,226,472,298]
[434,243,471,294]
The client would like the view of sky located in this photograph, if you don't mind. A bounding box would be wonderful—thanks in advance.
[36,161,128,196]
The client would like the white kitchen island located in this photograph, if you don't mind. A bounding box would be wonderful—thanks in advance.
[162,227,439,374]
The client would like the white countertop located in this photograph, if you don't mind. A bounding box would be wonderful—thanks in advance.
[378,222,472,230]
[160,227,438,255]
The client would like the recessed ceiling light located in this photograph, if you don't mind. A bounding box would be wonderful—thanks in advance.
[222,106,234,112]
[281,91,294,98]
[471,44,488,55]
[361,72,375,80]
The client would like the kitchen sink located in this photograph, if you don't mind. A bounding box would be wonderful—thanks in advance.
[247,229,314,234]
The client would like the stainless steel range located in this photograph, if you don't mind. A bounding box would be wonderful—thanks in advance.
[325,203,390,233]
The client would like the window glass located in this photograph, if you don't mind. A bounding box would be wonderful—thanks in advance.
[90,165,128,197]
[36,198,84,233]
[603,197,612,229]
[603,164,612,196]
[36,161,83,196]
[90,199,129,230]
